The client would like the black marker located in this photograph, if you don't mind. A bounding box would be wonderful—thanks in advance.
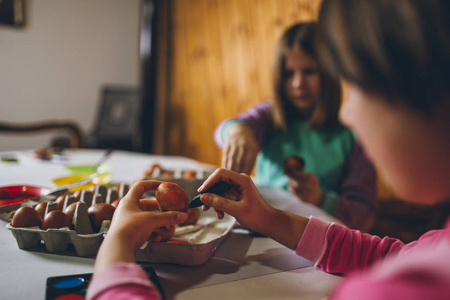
[188,181,232,208]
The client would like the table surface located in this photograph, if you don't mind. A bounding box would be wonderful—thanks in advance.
[0,149,342,300]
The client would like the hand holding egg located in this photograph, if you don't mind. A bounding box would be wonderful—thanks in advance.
[103,180,188,252]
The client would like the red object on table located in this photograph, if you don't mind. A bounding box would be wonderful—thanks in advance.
[0,185,50,207]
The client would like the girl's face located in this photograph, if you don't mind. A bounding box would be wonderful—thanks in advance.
[282,47,321,114]
[341,82,450,205]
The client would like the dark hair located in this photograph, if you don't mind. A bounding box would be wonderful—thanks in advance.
[317,0,450,114]
[272,22,342,130]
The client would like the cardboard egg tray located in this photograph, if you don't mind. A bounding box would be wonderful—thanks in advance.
[3,184,129,257]
[2,180,236,266]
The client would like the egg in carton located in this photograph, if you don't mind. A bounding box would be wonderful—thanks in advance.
[5,183,130,257]
[143,166,213,200]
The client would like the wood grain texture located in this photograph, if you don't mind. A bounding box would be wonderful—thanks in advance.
[154,0,322,167]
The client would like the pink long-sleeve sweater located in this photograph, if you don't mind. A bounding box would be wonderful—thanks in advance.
[86,216,450,300]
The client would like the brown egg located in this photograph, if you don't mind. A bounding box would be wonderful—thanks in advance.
[284,155,306,173]
[64,202,78,222]
[31,147,51,160]
[11,206,43,228]
[41,210,71,230]
[143,163,161,177]
[111,198,122,208]
[180,208,200,226]
[73,190,83,201]
[183,170,197,179]
[56,195,66,210]
[155,182,189,212]
[34,202,48,218]
[88,203,115,231]
[161,171,175,178]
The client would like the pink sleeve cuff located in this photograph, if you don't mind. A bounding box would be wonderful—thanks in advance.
[295,216,333,265]
[86,263,160,300]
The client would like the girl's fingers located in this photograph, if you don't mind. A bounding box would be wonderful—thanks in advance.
[223,143,249,173]
[200,193,238,217]
[214,209,225,219]
[199,168,244,193]
[127,180,163,204]
[148,232,162,242]
[222,144,232,169]
[234,148,244,173]
[244,151,257,175]
[230,147,243,172]
[148,210,188,229]
[286,170,308,182]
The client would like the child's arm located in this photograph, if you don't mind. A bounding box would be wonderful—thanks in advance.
[86,263,162,300]
[214,101,273,149]
[199,168,404,275]
[214,102,273,174]
[220,122,260,175]
[86,181,188,300]
[297,217,405,274]
[333,143,378,232]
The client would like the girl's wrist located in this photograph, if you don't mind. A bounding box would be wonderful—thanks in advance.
[94,233,137,274]
[228,121,257,137]
[254,206,285,238]
[259,208,309,250]
[223,120,248,141]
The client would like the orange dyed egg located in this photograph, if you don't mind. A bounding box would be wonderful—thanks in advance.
[155,182,189,212]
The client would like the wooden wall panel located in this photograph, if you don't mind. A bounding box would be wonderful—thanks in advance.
[155,0,322,167]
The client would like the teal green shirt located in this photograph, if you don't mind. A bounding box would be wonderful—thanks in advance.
[218,103,357,215]
[255,120,356,214]
[255,120,355,189]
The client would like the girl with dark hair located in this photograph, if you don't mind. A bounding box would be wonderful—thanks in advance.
[214,22,377,231]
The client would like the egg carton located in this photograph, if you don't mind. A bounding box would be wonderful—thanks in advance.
[143,167,213,199]
[2,183,236,265]
[4,184,129,257]
[136,212,235,266]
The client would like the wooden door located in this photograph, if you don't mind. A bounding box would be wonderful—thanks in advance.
[154,0,322,167]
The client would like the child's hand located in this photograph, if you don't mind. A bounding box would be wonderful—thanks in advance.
[94,180,188,274]
[285,170,324,207]
[198,168,310,250]
[197,168,276,234]
[222,123,259,175]
[109,180,187,251]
